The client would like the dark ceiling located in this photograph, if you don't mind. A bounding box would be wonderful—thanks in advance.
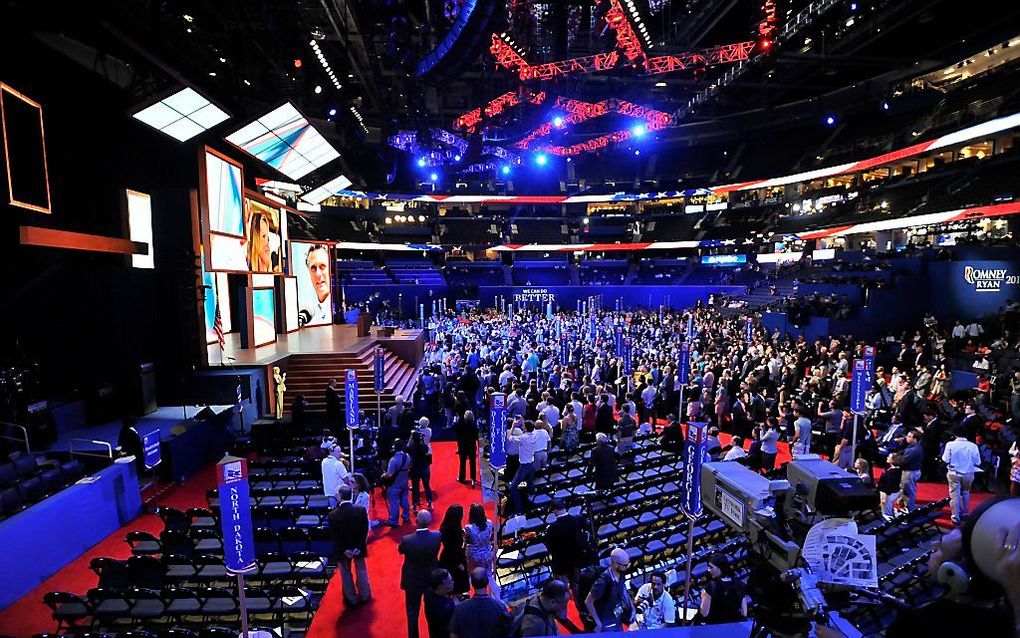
[4,0,1020,192]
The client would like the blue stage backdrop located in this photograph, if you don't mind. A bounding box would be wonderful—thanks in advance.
[927,259,1020,320]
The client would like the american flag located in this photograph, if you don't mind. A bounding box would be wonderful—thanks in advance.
[213,300,226,351]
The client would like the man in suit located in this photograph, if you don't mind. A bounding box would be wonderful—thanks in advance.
[400,509,442,638]
[544,499,587,602]
[589,433,618,492]
[328,485,371,607]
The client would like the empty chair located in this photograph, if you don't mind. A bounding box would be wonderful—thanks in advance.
[263,506,292,532]
[257,552,293,579]
[159,529,195,557]
[189,528,222,554]
[290,551,325,578]
[307,526,333,559]
[162,554,197,582]
[279,527,308,556]
[186,507,216,529]
[125,587,166,623]
[43,591,90,630]
[12,453,39,477]
[161,586,201,621]
[18,476,44,502]
[198,628,238,638]
[253,528,280,556]
[127,555,165,590]
[242,586,272,615]
[86,588,131,623]
[269,584,310,619]
[0,486,23,518]
[126,531,161,556]
[198,587,238,617]
[192,555,228,582]
[161,628,199,638]
[156,506,190,533]
[40,468,64,493]
[61,460,86,483]
[0,462,17,487]
[89,557,130,590]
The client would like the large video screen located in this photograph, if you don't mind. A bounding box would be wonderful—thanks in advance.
[252,288,276,347]
[225,103,340,181]
[0,83,50,213]
[126,190,154,269]
[289,241,333,327]
[203,150,246,271]
[244,196,286,274]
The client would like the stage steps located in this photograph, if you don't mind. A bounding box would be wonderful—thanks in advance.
[283,340,419,414]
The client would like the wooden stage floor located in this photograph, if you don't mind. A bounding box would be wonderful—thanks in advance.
[206,324,367,366]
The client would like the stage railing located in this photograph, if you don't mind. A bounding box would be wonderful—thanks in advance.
[0,421,31,454]
[69,438,114,460]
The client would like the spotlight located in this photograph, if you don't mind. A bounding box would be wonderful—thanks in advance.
[329,108,338,116]
[501,165,511,175]
[881,101,890,111]
[418,215,426,222]
[825,115,837,126]
[850,1,858,9]
[429,172,438,182]
[631,124,646,137]
[583,217,590,224]
[454,154,462,162]
[314,85,322,94]
[417,158,427,168]
[535,153,548,166]
[566,157,572,163]
[385,217,392,224]
[294,59,303,68]
[553,116,564,127]
[634,150,641,156]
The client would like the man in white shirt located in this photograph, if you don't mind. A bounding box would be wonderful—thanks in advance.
[942,425,982,524]
[539,394,560,431]
[723,436,747,461]
[951,321,966,341]
[641,383,657,426]
[634,571,676,629]
[302,244,332,326]
[507,419,541,513]
[965,321,983,339]
[321,438,350,508]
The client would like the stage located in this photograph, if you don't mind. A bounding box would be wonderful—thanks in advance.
[206,323,365,366]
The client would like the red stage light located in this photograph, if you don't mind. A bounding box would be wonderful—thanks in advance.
[293,59,303,68]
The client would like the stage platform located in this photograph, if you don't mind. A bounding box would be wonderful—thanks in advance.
[206,323,365,366]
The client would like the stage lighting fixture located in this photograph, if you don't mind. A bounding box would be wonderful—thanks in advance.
[299,173,353,204]
[583,217,590,224]
[329,108,338,116]
[225,102,341,180]
[881,101,890,111]
[455,154,462,161]
[634,150,641,156]
[294,59,303,68]
[501,165,511,175]
[632,124,647,137]
[417,157,427,168]
[553,116,564,127]
[825,115,837,126]
[314,85,322,94]
[131,87,229,142]
[385,217,392,224]
[430,172,439,181]
[535,153,548,166]
[566,157,572,163]
[419,215,426,222]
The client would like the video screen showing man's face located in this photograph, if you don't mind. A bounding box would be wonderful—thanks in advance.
[306,246,330,303]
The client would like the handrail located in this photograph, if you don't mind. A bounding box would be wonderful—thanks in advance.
[0,421,30,455]
[69,438,113,460]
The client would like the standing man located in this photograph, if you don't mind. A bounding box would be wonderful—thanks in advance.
[321,438,350,508]
[544,499,586,599]
[584,547,635,633]
[899,429,923,510]
[942,425,982,525]
[328,485,371,607]
[519,579,571,637]
[399,510,442,638]
[449,568,512,638]
[507,419,540,514]
[381,440,411,527]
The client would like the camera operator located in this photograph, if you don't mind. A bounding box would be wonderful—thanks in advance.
[633,571,676,629]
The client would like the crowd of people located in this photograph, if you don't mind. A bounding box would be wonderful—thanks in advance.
[319,296,1020,634]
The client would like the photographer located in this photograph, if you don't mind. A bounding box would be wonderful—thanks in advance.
[634,571,676,629]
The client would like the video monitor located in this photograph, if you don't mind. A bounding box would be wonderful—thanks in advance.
[0,83,50,213]
[243,195,286,274]
[252,287,276,347]
[126,190,154,269]
[289,240,333,328]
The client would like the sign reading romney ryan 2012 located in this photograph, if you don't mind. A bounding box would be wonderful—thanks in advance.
[217,456,256,574]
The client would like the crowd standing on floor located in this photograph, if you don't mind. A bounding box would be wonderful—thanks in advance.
[321,300,1020,634]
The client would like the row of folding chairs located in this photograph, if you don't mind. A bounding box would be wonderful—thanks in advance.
[44,585,312,631]
[92,552,327,591]
[206,489,330,512]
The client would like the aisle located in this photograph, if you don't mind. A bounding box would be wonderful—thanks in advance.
[0,464,217,637]
[308,441,493,638]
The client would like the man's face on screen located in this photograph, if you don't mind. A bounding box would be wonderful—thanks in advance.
[307,248,330,302]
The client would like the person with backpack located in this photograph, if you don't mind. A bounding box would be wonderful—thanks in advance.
[379,440,411,527]
[584,547,636,632]
[512,578,571,637]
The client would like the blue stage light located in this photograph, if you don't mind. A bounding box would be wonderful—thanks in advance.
[429,172,438,181]
[501,165,511,175]
[634,150,641,156]
[881,101,890,111]
[631,124,647,137]
[553,116,564,127]
[535,153,548,166]
[416,157,427,168]
[825,115,837,126]
[454,154,462,162]
[328,108,338,116]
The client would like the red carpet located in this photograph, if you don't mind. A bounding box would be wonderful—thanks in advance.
[307,441,495,638]
[0,463,217,637]
[0,439,992,638]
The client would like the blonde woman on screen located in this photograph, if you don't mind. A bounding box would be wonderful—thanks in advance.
[247,212,273,272]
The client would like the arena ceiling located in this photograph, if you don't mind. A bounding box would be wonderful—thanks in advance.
[6,0,1020,191]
